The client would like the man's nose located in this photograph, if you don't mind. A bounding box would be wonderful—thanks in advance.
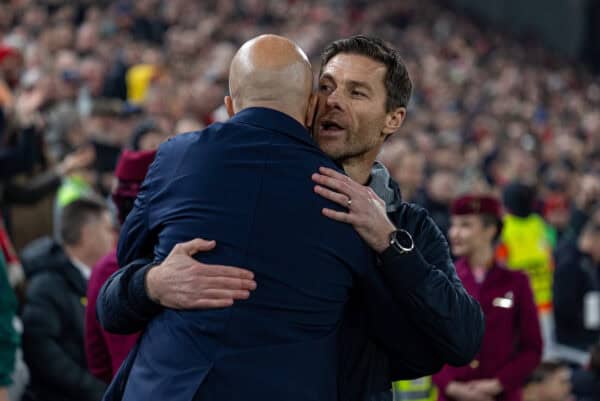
[324,88,344,110]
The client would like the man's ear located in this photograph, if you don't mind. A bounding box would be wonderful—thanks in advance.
[382,107,407,138]
[224,96,235,117]
[305,93,318,128]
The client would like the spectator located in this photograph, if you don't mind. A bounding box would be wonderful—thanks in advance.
[129,119,168,151]
[434,194,542,401]
[522,362,572,401]
[379,140,425,203]
[553,210,600,351]
[413,169,458,237]
[84,149,155,382]
[560,175,600,245]
[497,181,555,355]
[21,198,115,401]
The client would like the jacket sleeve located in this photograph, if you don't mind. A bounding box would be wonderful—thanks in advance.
[378,206,485,367]
[22,276,106,400]
[85,262,117,383]
[96,258,161,334]
[495,274,543,391]
[362,267,445,379]
[3,170,62,205]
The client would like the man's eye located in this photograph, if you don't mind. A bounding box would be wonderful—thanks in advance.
[351,90,366,97]
[319,84,332,92]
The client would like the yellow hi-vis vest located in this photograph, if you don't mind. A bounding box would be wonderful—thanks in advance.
[392,377,437,401]
[498,213,553,312]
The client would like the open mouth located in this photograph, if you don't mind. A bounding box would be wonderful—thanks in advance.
[319,120,345,135]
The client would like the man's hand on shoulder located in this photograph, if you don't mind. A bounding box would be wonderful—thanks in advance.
[146,238,257,309]
[312,167,395,253]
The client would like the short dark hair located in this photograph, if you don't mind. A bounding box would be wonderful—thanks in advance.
[319,35,412,111]
[60,197,109,246]
[525,361,566,385]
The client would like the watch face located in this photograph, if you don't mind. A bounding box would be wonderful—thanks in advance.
[395,230,414,250]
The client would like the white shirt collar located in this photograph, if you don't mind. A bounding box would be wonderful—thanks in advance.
[70,257,91,281]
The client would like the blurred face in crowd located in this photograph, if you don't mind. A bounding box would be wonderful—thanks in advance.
[138,129,167,151]
[428,170,458,205]
[314,53,405,164]
[80,58,105,96]
[81,210,116,265]
[395,152,425,192]
[449,214,496,258]
[543,195,570,231]
[0,52,23,87]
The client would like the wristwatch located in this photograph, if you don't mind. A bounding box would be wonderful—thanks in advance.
[388,229,415,255]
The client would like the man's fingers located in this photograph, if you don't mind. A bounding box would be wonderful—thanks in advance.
[202,276,257,291]
[201,289,251,299]
[314,185,350,207]
[318,167,352,182]
[322,208,354,223]
[311,173,351,195]
[193,299,235,309]
[198,264,255,280]
[172,238,216,256]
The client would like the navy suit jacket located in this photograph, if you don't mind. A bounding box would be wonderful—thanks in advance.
[115,107,372,401]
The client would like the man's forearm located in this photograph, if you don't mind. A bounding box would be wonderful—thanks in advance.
[377,246,484,366]
[97,259,162,334]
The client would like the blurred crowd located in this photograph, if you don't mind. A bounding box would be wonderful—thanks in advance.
[0,1,599,401]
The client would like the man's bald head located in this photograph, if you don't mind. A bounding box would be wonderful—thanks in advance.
[226,35,315,125]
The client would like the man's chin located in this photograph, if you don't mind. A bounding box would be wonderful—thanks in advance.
[317,140,347,161]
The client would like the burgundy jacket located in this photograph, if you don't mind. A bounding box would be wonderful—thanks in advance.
[433,258,542,401]
[84,250,139,383]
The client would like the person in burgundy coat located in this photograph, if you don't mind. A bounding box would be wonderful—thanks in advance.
[84,149,156,382]
[433,195,543,401]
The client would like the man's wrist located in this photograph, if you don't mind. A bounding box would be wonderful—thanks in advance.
[144,263,162,305]
[373,222,397,253]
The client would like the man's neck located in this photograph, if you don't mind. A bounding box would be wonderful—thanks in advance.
[341,154,377,185]
[467,246,495,270]
[239,103,305,126]
[64,246,93,271]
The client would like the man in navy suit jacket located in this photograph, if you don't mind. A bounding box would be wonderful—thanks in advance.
[115,35,373,401]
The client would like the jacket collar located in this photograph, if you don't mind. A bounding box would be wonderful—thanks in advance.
[229,107,317,148]
[370,161,402,213]
[62,261,88,296]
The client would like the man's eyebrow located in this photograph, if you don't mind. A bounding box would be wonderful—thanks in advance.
[320,74,372,89]
[347,80,373,92]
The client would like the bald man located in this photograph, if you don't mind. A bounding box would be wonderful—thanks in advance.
[111,35,373,401]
